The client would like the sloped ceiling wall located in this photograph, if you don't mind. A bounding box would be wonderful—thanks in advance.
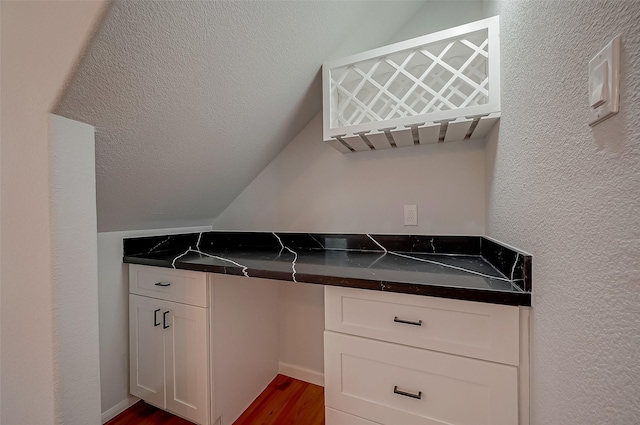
[56,0,427,231]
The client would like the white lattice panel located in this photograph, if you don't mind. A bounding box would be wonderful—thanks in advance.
[322,16,501,153]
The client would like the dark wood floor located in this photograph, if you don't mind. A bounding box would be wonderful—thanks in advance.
[106,375,324,425]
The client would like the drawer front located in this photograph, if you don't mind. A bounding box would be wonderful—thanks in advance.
[129,264,208,307]
[325,331,518,425]
[326,408,380,425]
[325,286,519,365]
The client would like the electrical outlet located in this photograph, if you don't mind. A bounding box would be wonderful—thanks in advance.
[404,204,418,226]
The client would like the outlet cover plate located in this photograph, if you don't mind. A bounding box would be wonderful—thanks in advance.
[404,204,418,226]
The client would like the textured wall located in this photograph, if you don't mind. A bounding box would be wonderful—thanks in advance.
[56,0,427,232]
[50,115,101,424]
[0,2,106,423]
[485,1,640,423]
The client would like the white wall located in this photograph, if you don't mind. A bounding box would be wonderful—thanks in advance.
[388,0,489,44]
[0,2,106,423]
[485,1,640,424]
[50,115,101,424]
[213,1,494,379]
[213,115,486,235]
[97,226,210,422]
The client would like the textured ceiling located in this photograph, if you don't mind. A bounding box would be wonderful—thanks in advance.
[56,0,427,231]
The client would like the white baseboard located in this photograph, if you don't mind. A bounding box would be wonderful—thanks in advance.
[279,362,324,387]
[101,396,140,424]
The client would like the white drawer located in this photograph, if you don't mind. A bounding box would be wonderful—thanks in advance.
[325,286,520,365]
[326,408,380,425]
[129,264,208,307]
[324,331,518,425]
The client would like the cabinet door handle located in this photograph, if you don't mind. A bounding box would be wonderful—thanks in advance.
[393,385,422,400]
[393,316,422,326]
[154,282,171,287]
[163,311,170,329]
[153,309,161,327]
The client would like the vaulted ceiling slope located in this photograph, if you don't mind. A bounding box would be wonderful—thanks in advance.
[56,0,426,232]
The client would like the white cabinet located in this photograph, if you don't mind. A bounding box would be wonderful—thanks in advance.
[325,332,518,425]
[129,264,210,424]
[129,294,165,408]
[129,265,208,307]
[209,273,280,425]
[129,264,279,425]
[164,299,209,422]
[325,286,520,365]
[324,286,530,425]
[129,294,209,425]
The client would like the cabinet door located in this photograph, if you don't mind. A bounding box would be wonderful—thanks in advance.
[325,331,518,425]
[129,294,165,408]
[164,300,209,425]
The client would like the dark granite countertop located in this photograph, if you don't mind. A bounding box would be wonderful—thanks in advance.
[123,232,532,306]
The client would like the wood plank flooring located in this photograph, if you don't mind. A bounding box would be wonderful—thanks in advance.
[106,375,324,425]
[233,374,324,425]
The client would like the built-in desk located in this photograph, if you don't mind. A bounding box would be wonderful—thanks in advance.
[123,231,532,307]
[124,232,532,425]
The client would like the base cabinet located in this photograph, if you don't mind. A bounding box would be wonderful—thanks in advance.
[129,264,279,425]
[128,265,529,425]
[130,294,209,425]
[324,286,529,425]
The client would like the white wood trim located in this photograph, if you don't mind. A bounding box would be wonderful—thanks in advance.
[101,396,140,424]
[324,16,500,69]
[322,64,333,142]
[327,103,499,139]
[322,16,501,151]
[519,308,531,425]
[279,362,324,387]
[488,15,501,115]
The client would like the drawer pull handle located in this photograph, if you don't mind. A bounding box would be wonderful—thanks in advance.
[154,282,171,287]
[394,316,422,326]
[153,309,161,327]
[163,311,170,329]
[393,386,422,400]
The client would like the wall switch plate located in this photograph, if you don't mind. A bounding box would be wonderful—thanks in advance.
[404,204,418,226]
[588,35,621,126]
